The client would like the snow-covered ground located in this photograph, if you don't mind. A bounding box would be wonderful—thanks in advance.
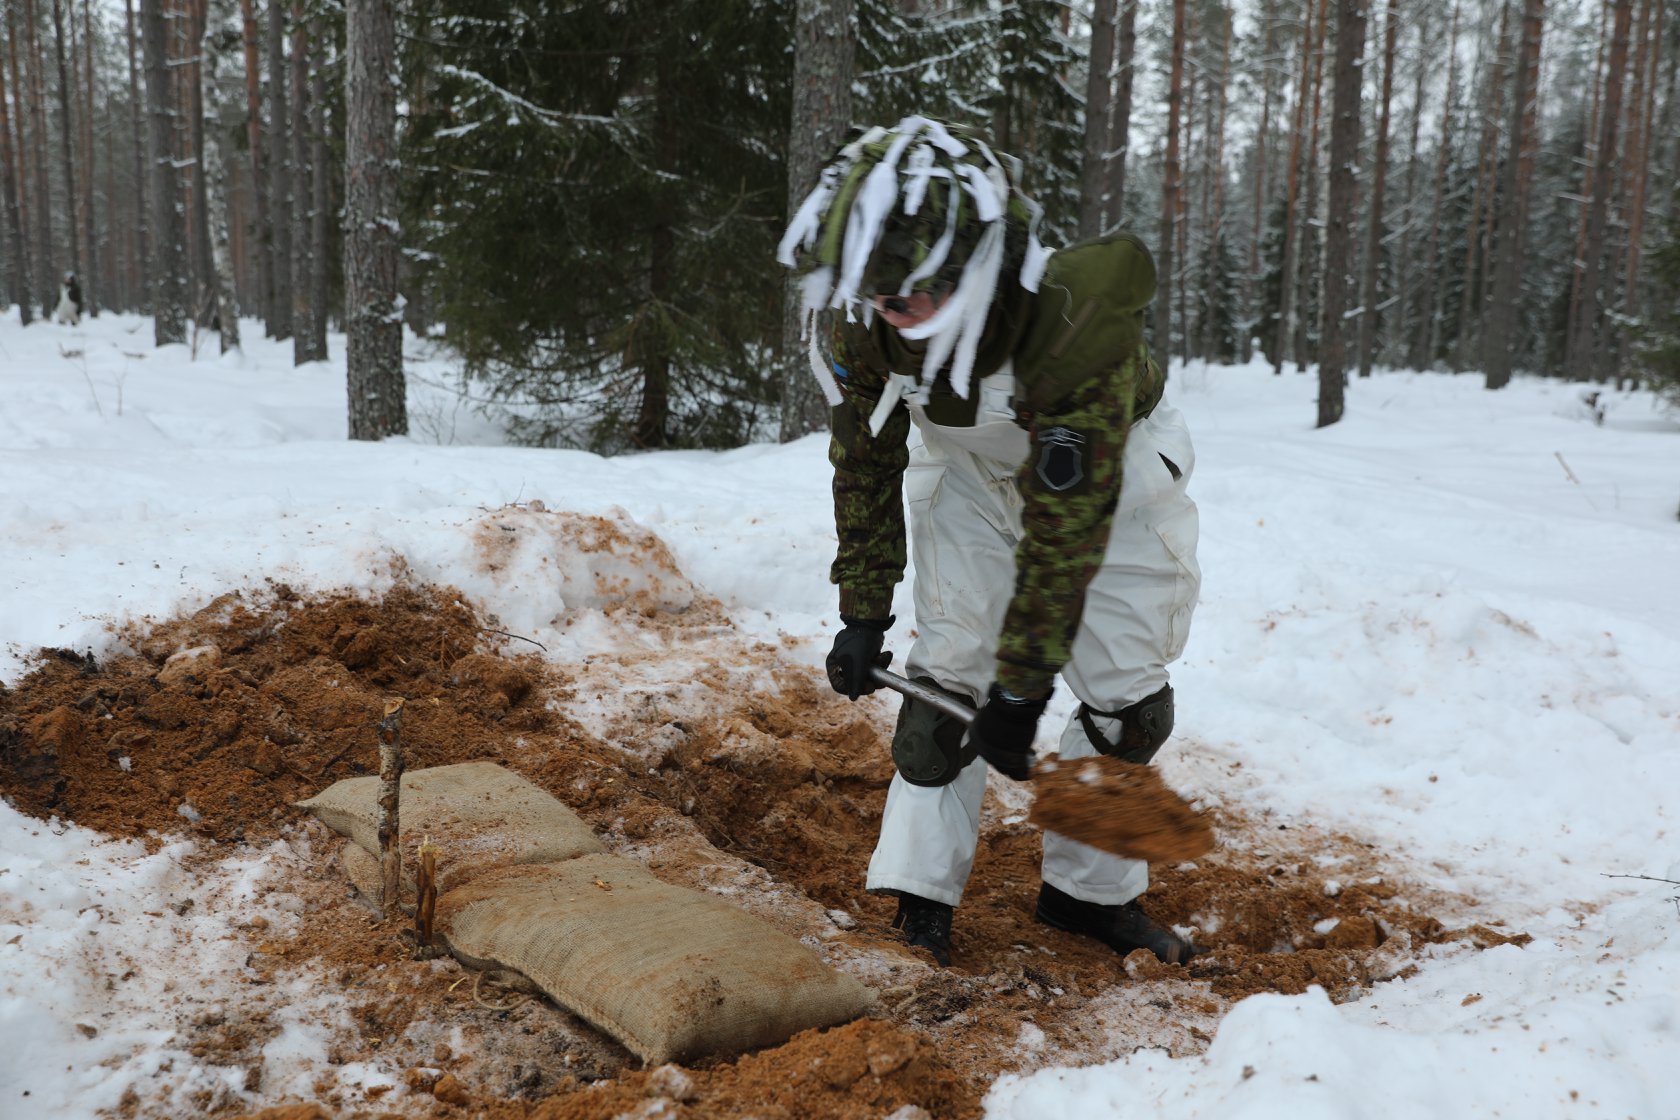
[2,309,1678,1118]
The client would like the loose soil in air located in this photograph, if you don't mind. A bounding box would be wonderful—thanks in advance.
[1028,754,1214,863]
[1,564,1523,1118]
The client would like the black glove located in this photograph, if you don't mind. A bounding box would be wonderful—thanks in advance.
[826,615,894,700]
[969,684,1049,781]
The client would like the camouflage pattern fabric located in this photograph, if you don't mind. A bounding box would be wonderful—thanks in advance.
[824,235,1165,698]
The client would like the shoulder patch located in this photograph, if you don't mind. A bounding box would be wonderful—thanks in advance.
[1035,427,1087,492]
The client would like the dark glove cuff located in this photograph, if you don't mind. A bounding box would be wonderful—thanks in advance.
[839,614,895,633]
[986,683,1050,718]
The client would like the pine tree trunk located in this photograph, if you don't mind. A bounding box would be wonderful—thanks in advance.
[201,32,239,352]
[1178,0,1196,363]
[1246,0,1278,361]
[141,0,185,344]
[1104,0,1137,230]
[1291,0,1330,368]
[23,0,55,320]
[4,7,36,315]
[0,30,34,323]
[125,0,147,313]
[78,0,97,316]
[1273,0,1320,373]
[1356,0,1397,380]
[1565,0,1612,356]
[1157,0,1186,365]
[100,59,119,307]
[1318,0,1365,428]
[1483,0,1545,390]
[308,47,327,351]
[1078,0,1117,239]
[49,0,81,307]
[1205,5,1231,359]
[777,0,854,442]
[186,0,211,322]
[288,1,315,363]
[1616,0,1658,375]
[237,0,269,327]
[266,0,290,338]
[1394,3,1430,368]
[1565,0,1633,381]
[345,0,406,439]
[1413,0,1459,370]
[1456,3,1512,370]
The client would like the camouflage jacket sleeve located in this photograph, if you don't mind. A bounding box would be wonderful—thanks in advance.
[826,324,910,621]
[992,347,1164,697]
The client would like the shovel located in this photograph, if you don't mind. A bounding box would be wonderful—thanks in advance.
[871,667,1214,863]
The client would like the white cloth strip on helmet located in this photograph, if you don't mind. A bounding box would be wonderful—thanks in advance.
[833,127,918,308]
[901,144,937,215]
[899,188,959,295]
[777,163,840,268]
[954,161,1005,223]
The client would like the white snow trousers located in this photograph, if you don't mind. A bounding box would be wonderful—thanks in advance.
[865,402,1201,908]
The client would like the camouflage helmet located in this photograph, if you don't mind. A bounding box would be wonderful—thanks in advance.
[778,116,1048,400]
[781,116,1044,298]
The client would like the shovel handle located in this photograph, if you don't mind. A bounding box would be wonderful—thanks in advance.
[870,666,977,725]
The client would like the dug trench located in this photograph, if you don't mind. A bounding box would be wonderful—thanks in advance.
[0,581,1529,1120]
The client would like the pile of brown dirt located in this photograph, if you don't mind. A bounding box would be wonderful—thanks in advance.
[0,581,1518,1120]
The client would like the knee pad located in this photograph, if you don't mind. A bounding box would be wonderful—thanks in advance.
[1077,684,1174,764]
[891,679,977,787]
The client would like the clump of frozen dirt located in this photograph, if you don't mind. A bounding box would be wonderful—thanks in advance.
[1,581,1520,1120]
[1029,753,1214,862]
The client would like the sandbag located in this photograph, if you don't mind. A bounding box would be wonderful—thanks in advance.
[296,761,602,893]
[436,854,876,1065]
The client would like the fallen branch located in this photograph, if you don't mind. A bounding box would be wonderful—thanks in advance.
[377,699,406,919]
[1603,874,1680,887]
[479,626,548,652]
[1554,452,1580,485]
[1604,873,1680,919]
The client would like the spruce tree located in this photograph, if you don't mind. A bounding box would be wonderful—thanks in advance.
[405,0,790,451]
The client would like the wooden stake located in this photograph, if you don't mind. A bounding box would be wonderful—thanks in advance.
[414,837,438,954]
[376,698,405,919]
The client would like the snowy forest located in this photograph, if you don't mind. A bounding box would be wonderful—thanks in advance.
[1,0,1678,447]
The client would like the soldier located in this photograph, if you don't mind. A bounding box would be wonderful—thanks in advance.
[779,116,1202,968]
[55,271,83,326]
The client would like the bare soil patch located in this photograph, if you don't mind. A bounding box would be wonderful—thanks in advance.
[1,575,1515,1119]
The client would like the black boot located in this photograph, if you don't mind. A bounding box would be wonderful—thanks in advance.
[1035,882,1201,965]
[890,892,953,967]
